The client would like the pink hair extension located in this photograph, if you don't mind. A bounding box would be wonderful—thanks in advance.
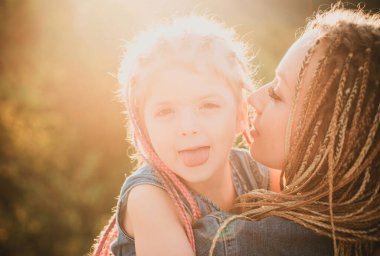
[91,99,202,255]
[127,86,201,250]
[92,213,118,256]
[127,85,202,220]
[143,140,202,220]
[137,136,198,249]
[131,116,199,250]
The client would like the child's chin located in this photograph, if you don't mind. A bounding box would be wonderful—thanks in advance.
[181,170,213,184]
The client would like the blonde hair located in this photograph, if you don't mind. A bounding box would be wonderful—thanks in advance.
[118,16,253,151]
[210,5,380,256]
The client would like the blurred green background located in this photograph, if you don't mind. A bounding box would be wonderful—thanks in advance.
[1,0,379,255]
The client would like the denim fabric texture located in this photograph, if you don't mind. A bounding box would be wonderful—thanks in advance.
[194,212,333,256]
[111,149,268,255]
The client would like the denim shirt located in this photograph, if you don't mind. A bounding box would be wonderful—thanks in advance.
[111,148,269,255]
[194,212,333,256]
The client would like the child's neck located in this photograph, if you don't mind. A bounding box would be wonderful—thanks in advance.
[186,162,236,212]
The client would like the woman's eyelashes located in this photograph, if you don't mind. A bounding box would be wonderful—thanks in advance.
[268,85,281,101]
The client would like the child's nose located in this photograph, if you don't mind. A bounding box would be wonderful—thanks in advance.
[179,109,199,136]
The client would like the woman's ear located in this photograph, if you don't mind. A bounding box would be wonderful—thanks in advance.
[236,101,249,134]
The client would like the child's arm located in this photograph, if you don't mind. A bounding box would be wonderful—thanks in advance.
[124,185,195,256]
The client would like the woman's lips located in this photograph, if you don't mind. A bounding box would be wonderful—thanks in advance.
[178,146,210,167]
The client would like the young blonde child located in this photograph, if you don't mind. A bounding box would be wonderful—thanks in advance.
[92,16,270,256]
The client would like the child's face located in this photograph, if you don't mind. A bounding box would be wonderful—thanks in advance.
[143,65,245,185]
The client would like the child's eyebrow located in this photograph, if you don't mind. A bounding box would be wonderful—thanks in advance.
[199,94,222,100]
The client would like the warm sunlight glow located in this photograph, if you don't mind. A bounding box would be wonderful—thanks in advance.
[2,0,379,255]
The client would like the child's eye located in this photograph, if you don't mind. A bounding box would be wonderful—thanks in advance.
[155,108,174,117]
[268,86,281,101]
[200,102,220,110]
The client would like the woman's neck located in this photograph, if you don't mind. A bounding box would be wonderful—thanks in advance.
[186,162,236,211]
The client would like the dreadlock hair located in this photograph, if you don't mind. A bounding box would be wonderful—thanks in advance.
[91,15,253,255]
[209,5,380,256]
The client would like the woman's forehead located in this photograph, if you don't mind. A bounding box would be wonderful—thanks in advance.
[276,33,323,93]
[277,36,315,80]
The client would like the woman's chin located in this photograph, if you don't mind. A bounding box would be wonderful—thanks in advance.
[249,145,283,169]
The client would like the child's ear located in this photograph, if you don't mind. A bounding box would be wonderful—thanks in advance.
[236,101,249,134]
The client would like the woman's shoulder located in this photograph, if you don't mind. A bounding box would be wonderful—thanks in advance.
[230,148,269,191]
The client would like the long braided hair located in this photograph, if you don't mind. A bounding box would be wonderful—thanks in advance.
[210,6,380,256]
[91,16,253,255]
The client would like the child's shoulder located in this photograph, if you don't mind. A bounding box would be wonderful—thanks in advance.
[230,147,258,168]
[118,165,165,200]
[230,147,251,159]
[230,148,269,191]
[114,166,187,249]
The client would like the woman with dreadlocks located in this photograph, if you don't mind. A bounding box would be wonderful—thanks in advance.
[193,5,380,256]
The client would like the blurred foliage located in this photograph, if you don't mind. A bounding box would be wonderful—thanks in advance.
[0,0,378,255]
[0,1,128,255]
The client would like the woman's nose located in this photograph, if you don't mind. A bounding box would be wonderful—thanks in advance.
[247,86,266,115]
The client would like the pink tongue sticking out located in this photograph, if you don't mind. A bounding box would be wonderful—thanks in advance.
[179,147,210,167]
